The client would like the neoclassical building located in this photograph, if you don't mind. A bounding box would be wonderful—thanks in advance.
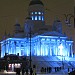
[0,0,73,58]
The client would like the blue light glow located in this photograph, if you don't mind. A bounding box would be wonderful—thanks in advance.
[39,16,41,20]
[31,16,34,20]
[0,36,73,57]
[58,43,63,56]
[35,16,37,20]
[38,12,41,14]
[35,12,37,14]
[42,16,44,21]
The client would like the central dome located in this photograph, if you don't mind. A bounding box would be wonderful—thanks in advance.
[29,0,44,6]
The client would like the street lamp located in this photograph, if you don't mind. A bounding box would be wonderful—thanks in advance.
[64,14,74,40]
[24,17,34,75]
[29,27,32,70]
[64,14,74,27]
[29,25,33,75]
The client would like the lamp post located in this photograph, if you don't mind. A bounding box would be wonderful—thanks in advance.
[64,14,74,26]
[25,17,34,75]
[29,27,32,75]
[4,41,6,56]
[64,14,74,40]
[62,55,64,69]
[29,27,32,69]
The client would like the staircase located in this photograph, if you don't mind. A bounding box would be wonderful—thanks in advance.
[26,56,75,75]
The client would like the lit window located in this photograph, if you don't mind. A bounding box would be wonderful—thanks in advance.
[42,16,44,21]
[42,12,43,15]
[38,12,41,14]
[31,16,34,20]
[31,12,33,14]
[35,12,37,14]
[35,16,37,20]
[39,16,41,20]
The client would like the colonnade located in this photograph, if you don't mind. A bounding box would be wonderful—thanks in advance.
[1,37,73,57]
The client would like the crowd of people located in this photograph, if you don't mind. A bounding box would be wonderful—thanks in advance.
[40,66,75,74]
[40,67,52,73]
[15,64,36,75]
[40,66,62,73]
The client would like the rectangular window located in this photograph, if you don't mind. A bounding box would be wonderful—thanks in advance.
[39,16,41,20]
[35,16,37,20]
[42,16,44,21]
[31,16,34,20]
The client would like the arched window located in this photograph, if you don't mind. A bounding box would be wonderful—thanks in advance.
[35,12,37,14]
[38,12,41,14]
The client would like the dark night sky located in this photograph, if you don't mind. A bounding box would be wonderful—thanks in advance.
[0,0,75,51]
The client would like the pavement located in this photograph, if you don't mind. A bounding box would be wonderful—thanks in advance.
[0,70,68,75]
[0,72,68,75]
[0,70,16,75]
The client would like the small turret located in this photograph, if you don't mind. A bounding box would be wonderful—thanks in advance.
[14,20,21,33]
[52,19,62,33]
[14,23,21,33]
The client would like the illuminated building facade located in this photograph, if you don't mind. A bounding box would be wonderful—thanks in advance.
[0,0,74,58]
[1,34,73,57]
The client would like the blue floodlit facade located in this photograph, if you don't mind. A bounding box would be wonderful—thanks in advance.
[1,34,73,57]
[0,0,74,58]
